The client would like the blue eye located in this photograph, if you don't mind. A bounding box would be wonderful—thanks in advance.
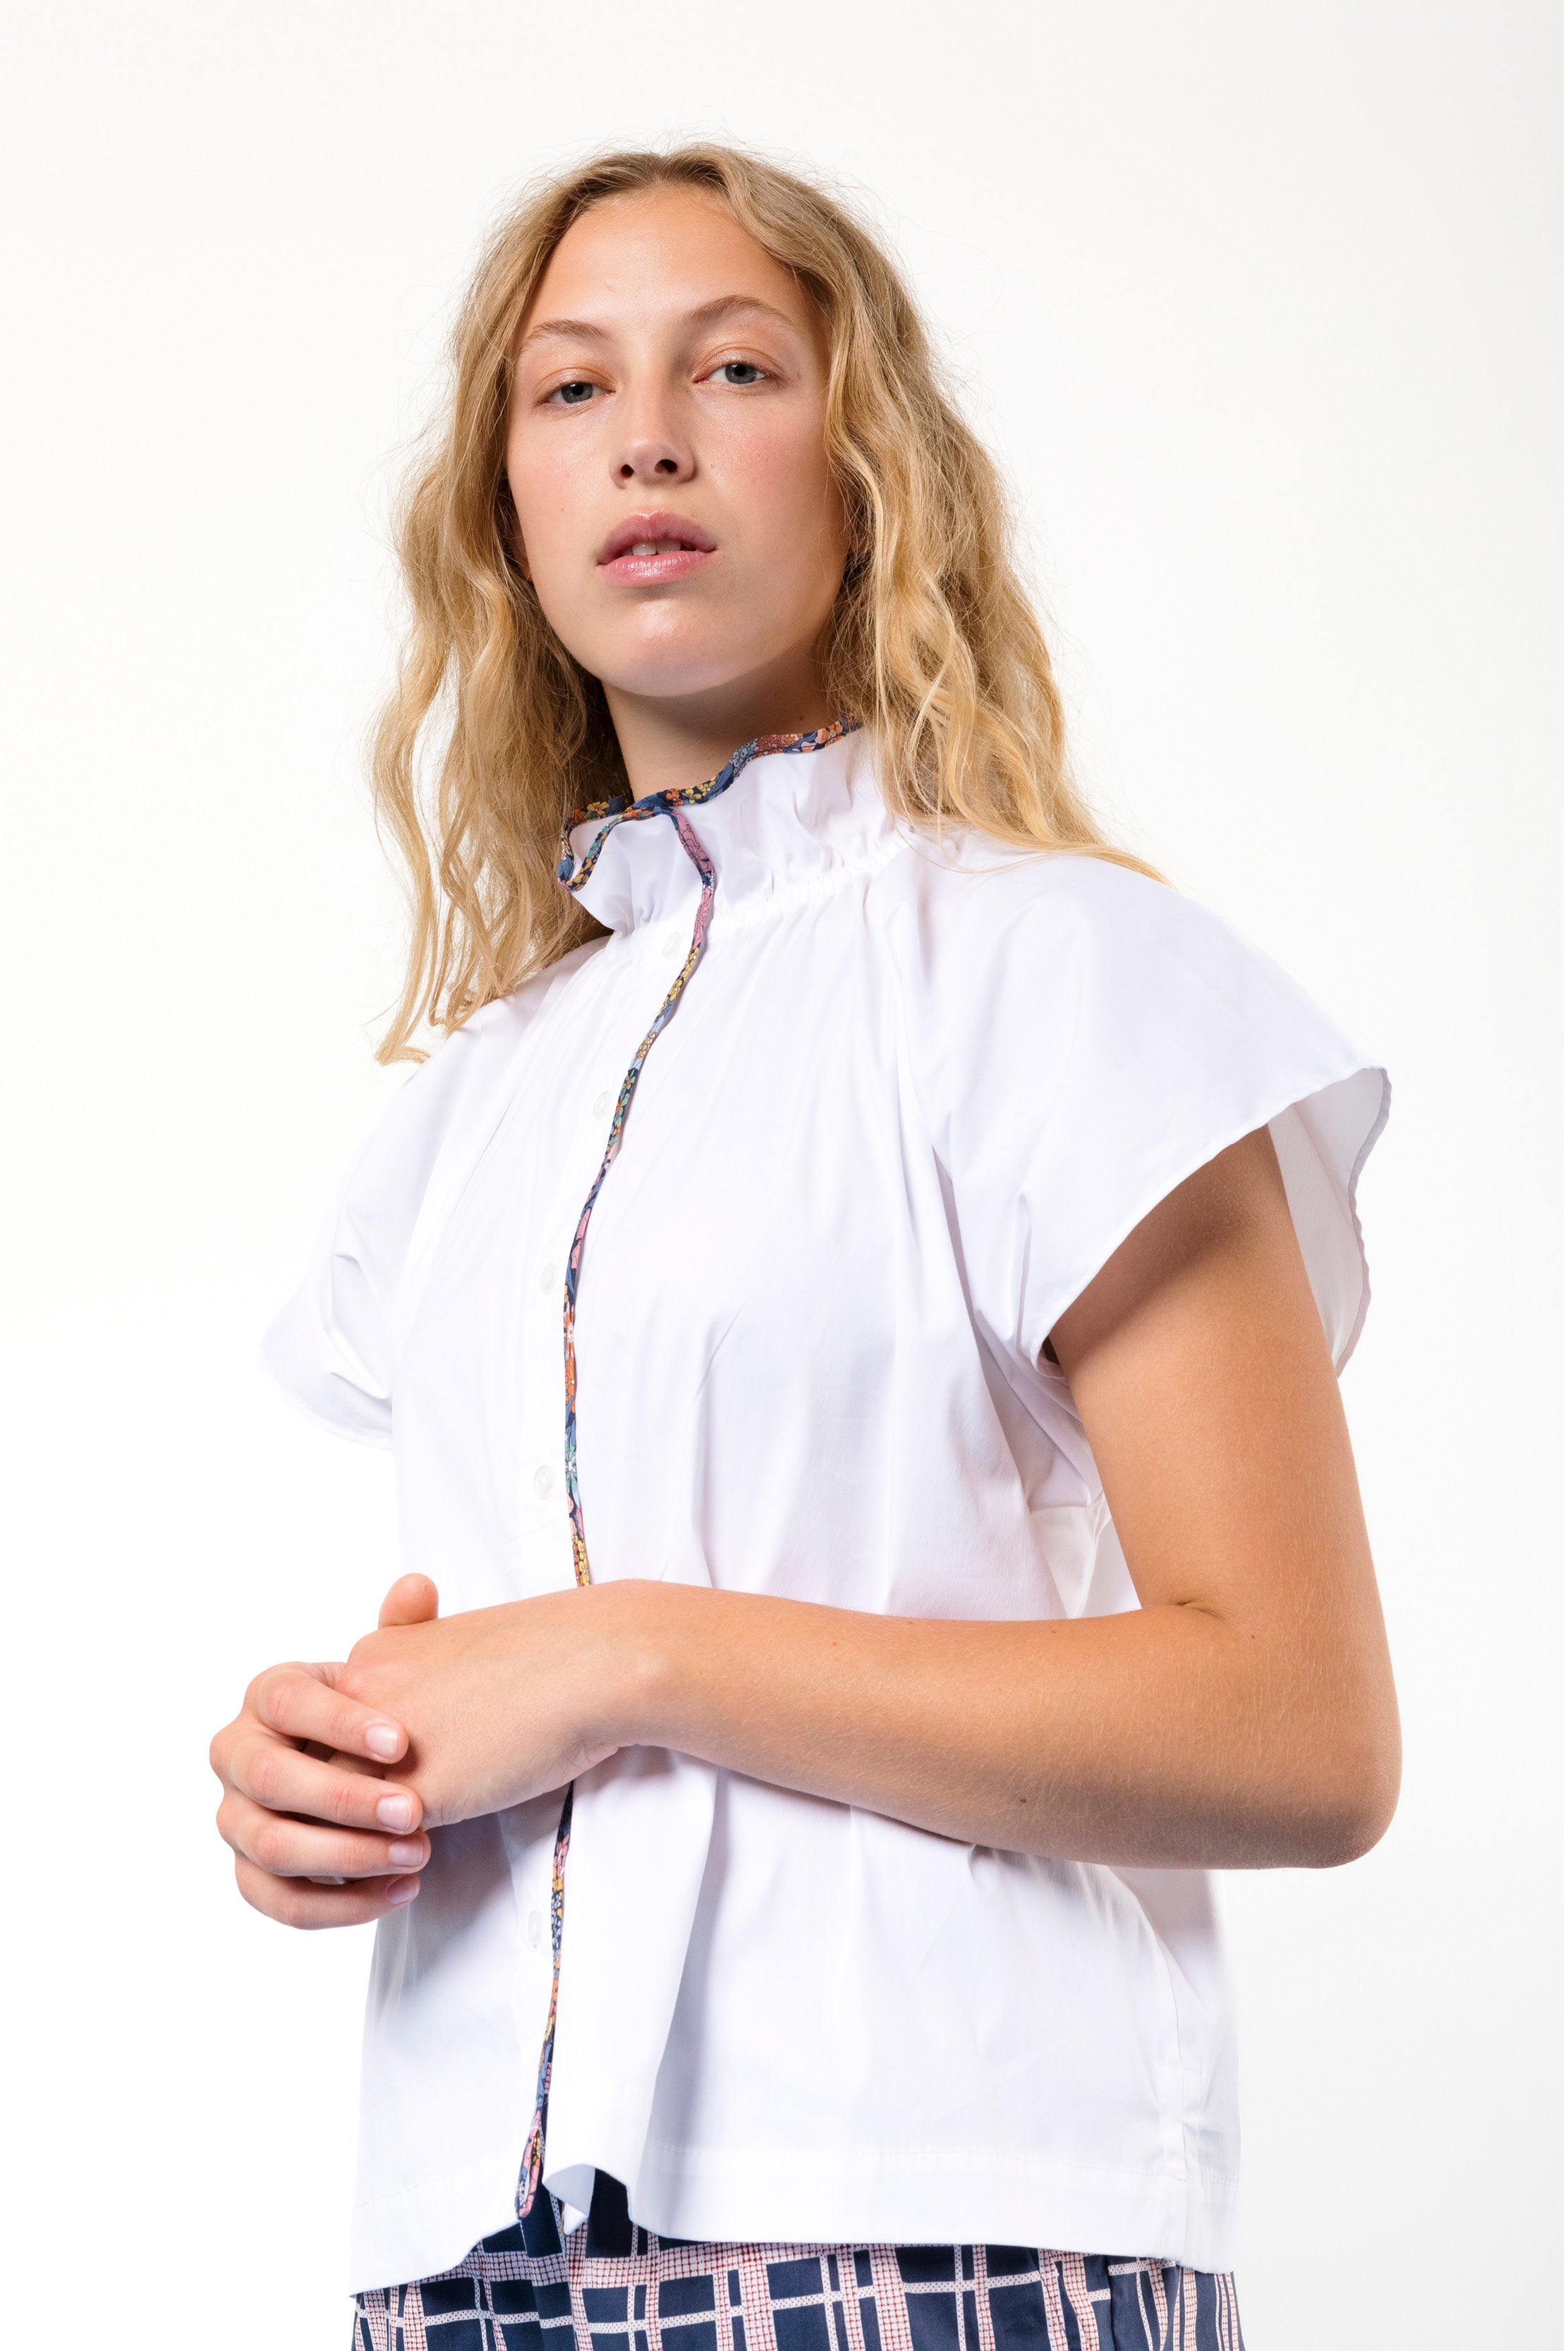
[716,361,763,385]
[554,380,597,406]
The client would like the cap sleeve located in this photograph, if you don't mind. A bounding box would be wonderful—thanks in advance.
[886,848,1390,1388]
[261,1069,447,1450]
[262,945,607,1447]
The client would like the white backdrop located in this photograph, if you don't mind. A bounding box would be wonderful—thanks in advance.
[1,5,1559,2344]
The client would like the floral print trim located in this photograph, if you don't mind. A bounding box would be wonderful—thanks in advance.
[556,718,858,900]
[516,1782,571,2218]
[518,720,859,2218]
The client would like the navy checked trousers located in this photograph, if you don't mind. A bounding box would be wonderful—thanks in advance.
[353,2172,1244,2351]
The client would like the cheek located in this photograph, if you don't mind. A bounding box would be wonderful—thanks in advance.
[736,413,827,510]
[728,420,846,590]
[506,434,588,593]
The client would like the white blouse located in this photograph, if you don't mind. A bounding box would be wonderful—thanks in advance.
[265,725,1389,2294]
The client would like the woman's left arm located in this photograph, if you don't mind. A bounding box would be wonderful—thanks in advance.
[246,1123,1399,1876]
[608,1119,1401,1869]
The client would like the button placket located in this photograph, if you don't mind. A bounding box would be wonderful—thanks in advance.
[516,944,704,1569]
[516,1091,621,1556]
[512,719,858,2224]
[518,1196,581,1553]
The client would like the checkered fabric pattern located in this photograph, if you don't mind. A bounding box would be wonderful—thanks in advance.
[352,2174,1244,2351]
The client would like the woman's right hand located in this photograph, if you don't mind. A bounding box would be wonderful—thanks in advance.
[209,1579,439,1929]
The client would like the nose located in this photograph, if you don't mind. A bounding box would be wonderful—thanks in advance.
[615,437,693,484]
[612,386,695,485]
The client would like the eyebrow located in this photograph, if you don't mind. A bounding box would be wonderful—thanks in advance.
[516,293,803,356]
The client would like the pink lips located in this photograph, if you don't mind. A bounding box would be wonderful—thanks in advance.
[597,511,717,586]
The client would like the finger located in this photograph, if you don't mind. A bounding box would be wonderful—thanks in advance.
[378,1574,440,1629]
[218,1792,430,1881]
[300,1745,390,1778]
[252,1663,408,1764]
[233,1854,421,1931]
[226,1732,424,1833]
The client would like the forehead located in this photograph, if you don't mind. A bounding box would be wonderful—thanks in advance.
[522,186,816,338]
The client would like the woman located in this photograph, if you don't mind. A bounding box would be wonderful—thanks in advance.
[211,145,1399,2350]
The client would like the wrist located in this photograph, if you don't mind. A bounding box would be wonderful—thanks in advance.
[588,1579,702,1753]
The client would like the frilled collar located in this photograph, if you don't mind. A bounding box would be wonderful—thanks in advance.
[557,719,899,935]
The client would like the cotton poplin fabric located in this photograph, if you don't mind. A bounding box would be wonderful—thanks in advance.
[264,727,1388,2294]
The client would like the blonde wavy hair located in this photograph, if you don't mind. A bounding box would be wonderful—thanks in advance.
[372,141,1156,1062]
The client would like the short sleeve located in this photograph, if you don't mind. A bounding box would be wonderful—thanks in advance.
[262,946,607,1447]
[885,847,1390,1385]
[261,1069,449,1450]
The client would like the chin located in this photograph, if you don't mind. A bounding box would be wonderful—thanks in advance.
[590,641,768,705]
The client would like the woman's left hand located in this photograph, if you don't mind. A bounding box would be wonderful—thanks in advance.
[334,1574,634,1827]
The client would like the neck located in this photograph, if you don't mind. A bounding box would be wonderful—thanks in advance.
[602,649,835,802]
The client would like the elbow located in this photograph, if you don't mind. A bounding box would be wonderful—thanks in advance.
[1294,1709,1402,1868]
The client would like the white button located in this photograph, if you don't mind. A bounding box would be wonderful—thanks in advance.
[526,1907,543,1948]
[661,925,685,957]
[537,1260,558,1293]
[532,1464,553,1500]
[592,1091,613,1117]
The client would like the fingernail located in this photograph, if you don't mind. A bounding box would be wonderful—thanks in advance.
[388,1876,420,1905]
[376,1793,414,1830]
[386,1841,424,1867]
[365,1724,401,1761]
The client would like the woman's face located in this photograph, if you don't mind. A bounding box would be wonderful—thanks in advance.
[505,188,849,725]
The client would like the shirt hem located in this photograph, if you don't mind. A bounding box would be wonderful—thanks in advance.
[351,2144,1240,2291]
[349,2147,529,2297]
[624,2146,1236,2276]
